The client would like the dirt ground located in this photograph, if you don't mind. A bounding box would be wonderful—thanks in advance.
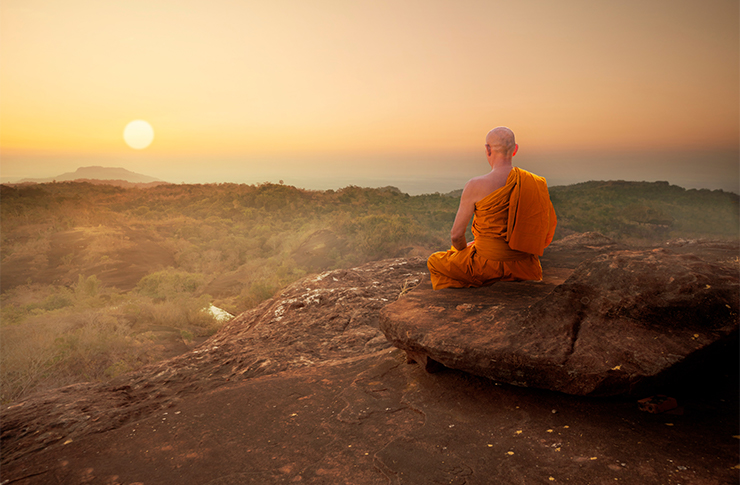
[1,348,737,485]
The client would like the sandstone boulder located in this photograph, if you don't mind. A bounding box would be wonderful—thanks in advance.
[380,248,739,396]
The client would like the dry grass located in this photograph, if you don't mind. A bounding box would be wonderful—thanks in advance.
[0,279,221,404]
[398,276,423,299]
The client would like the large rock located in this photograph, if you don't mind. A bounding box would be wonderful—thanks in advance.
[380,248,739,396]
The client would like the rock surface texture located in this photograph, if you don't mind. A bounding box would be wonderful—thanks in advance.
[381,239,739,396]
[1,236,738,484]
[1,258,428,467]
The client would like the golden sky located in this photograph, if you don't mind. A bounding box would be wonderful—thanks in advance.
[1,0,738,192]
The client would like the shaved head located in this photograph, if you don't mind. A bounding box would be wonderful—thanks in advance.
[485,127,516,156]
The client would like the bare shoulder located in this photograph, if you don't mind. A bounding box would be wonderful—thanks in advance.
[462,169,511,203]
[461,175,488,202]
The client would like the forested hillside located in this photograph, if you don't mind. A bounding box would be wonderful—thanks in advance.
[1,180,737,403]
[550,180,739,242]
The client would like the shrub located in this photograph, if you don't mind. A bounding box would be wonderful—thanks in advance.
[136,269,205,300]
[74,274,100,300]
[0,309,145,403]
[239,281,279,309]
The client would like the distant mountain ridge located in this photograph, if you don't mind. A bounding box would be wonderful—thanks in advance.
[18,166,164,184]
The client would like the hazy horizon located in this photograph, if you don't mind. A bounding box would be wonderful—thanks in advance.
[2,147,737,196]
[1,1,738,192]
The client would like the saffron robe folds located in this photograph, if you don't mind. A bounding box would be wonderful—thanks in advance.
[427,167,557,290]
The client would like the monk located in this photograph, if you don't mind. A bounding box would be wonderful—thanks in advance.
[427,127,557,290]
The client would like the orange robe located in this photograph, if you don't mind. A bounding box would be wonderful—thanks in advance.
[427,167,557,290]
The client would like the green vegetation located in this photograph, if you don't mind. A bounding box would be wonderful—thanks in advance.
[550,180,739,242]
[1,179,737,403]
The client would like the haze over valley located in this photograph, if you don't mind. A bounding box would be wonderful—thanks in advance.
[2,174,738,403]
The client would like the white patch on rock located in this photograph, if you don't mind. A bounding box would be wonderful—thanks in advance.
[274,304,287,321]
[206,304,234,322]
[193,345,220,355]
[314,271,332,282]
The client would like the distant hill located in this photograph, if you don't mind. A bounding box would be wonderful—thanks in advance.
[18,166,165,184]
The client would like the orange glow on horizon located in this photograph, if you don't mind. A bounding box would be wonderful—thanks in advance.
[1,0,737,184]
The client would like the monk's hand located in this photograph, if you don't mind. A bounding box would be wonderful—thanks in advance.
[451,235,467,251]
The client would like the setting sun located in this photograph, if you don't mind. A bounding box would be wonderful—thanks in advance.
[123,120,154,150]
[0,1,737,192]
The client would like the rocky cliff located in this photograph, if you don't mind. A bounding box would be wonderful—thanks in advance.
[1,235,738,484]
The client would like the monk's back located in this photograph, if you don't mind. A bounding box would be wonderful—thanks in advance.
[472,169,518,247]
[469,166,513,204]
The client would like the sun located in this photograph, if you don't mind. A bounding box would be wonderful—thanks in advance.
[123,120,154,149]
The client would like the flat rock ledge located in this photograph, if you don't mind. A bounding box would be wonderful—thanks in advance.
[380,248,739,396]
